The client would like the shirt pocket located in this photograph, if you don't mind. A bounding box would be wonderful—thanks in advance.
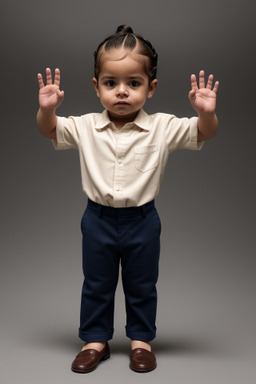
[134,144,159,172]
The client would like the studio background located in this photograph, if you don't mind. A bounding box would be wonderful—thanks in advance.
[1,0,255,383]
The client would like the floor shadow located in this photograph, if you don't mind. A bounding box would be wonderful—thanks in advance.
[25,329,82,353]
[153,335,223,356]
[27,329,223,357]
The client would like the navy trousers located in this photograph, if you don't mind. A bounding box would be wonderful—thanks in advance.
[79,199,161,342]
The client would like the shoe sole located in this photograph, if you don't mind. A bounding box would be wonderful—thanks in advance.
[129,363,157,373]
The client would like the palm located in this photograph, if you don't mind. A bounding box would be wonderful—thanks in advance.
[39,84,61,109]
[191,88,217,114]
[189,70,219,115]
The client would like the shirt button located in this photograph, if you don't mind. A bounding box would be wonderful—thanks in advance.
[116,186,122,191]
[118,159,122,164]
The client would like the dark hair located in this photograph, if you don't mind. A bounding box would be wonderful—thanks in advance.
[94,25,158,81]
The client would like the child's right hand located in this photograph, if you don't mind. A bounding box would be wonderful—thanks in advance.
[37,68,64,111]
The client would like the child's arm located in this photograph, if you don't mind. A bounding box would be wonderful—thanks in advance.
[188,70,219,141]
[36,68,64,139]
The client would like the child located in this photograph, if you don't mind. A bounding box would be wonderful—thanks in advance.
[37,25,219,373]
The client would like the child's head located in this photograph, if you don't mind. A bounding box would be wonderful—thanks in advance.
[94,25,158,83]
[92,25,158,128]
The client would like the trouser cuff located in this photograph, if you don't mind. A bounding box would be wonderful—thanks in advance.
[79,329,114,342]
[126,329,156,342]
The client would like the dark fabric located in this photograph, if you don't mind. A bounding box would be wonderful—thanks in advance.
[79,199,161,342]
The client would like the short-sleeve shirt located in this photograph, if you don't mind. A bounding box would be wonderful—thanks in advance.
[53,109,203,207]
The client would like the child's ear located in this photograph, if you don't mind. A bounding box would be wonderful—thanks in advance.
[92,77,100,98]
[147,79,158,99]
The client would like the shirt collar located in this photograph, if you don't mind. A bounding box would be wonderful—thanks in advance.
[95,109,150,131]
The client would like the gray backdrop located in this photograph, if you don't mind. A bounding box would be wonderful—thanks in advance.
[1,0,256,383]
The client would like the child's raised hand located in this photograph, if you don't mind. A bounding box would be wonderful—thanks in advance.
[188,70,219,116]
[37,68,64,110]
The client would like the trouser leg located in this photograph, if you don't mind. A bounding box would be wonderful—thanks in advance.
[121,208,161,342]
[79,208,120,342]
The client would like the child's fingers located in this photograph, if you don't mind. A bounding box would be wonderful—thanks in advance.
[38,68,61,88]
[199,70,205,88]
[190,74,198,91]
[37,73,44,89]
[206,74,213,89]
[54,68,61,87]
[206,73,219,93]
[188,89,196,103]
[213,81,219,94]
[46,68,53,85]
[57,89,65,101]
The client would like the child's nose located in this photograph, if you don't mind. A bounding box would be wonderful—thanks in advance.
[116,84,128,97]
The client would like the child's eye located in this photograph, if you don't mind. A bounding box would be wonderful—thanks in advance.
[129,81,140,88]
[105,80,116,87]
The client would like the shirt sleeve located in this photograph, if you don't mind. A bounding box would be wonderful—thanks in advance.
[165,115,204,152]
[52,116,79,150]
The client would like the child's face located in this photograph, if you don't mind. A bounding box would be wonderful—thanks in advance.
[93,48,158,128]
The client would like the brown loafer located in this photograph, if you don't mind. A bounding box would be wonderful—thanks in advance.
[130,348,157,373]
[71,342,110,373]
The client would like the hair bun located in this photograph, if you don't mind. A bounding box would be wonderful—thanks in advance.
[116,25,133,34]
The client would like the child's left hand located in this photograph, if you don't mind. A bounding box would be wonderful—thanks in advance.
[188,70,219,116]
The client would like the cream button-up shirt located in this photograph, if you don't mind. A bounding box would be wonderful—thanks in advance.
[53,109,203,207]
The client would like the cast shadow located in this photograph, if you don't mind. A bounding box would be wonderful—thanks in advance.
[103,336,223,357]
[152,335,224,357]
[31,330,223,357]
